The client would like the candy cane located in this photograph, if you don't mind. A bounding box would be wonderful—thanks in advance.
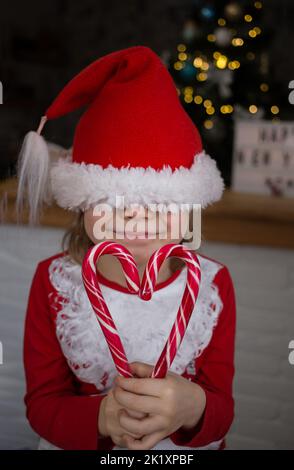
[82,241,201,379]
[140,244,201,378]
[82,241,140,378]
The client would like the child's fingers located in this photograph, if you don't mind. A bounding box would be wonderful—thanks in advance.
[112,384,147,419]
[114,386,161,414]
[115,375,164,397]
[119,410,164,436]
[112,432,142,447]
[117,411,144,440]
[123,430,144,440]
[124,408,147,419]
[124,430,165,451]
[129,362,154,378]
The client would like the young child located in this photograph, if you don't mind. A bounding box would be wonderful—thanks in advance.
[16,45,236,451]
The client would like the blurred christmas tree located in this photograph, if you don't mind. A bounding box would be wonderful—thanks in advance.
[163,0,283,186]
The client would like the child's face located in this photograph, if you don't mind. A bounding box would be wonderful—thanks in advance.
[84,206,189,265]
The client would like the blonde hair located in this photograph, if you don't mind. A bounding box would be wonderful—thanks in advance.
[62,210,197,272]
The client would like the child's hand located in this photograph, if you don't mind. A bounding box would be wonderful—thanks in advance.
[98,380,148,447]
[113,361,206,450]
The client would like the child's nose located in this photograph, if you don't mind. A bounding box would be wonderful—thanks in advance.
[124,206,147,219]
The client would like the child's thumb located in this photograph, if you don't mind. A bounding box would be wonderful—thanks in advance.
[129,361,153,378]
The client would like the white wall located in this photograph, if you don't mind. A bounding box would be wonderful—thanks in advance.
[0,224,293,449]
[199,240,294,450]
[0,224,64,450]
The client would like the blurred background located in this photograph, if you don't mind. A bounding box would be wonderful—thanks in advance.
[0,0,294,450]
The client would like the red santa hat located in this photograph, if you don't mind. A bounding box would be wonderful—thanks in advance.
[16,45,224,223]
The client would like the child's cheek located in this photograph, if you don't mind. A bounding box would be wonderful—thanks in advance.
[167,212,188,242]
[84,208,115,243]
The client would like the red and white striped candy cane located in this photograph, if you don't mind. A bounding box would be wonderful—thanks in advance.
[140,244,201,378]
[82,241,201,379]
[82,241,140,378]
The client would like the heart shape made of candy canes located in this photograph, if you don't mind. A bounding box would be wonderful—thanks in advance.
[82,241,201,379]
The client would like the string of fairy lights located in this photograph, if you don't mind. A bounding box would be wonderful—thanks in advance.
[172,1,280,131]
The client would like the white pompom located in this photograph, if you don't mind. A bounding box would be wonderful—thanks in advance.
[16,131,52,224]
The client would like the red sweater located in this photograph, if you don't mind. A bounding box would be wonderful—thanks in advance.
[23,251,236,450]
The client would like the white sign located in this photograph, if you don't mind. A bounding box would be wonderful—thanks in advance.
[232,119,294,197]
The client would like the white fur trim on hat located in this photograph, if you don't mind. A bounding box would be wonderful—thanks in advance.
[50,151,225,211]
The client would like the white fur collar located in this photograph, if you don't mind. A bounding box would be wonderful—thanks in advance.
[48,253,224,392]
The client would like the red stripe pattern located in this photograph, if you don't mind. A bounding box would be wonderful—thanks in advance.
[82,241,201,379]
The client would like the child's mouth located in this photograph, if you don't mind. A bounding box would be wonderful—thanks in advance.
[114,230,160,239]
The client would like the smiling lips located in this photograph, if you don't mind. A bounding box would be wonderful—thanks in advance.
[114,230,162,238]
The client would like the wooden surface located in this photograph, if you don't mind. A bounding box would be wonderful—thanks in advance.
[203,189,294,249]
[1,177,294,249]
[0,177,74,228]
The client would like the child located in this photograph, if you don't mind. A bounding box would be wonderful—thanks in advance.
[16,45,236,451]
